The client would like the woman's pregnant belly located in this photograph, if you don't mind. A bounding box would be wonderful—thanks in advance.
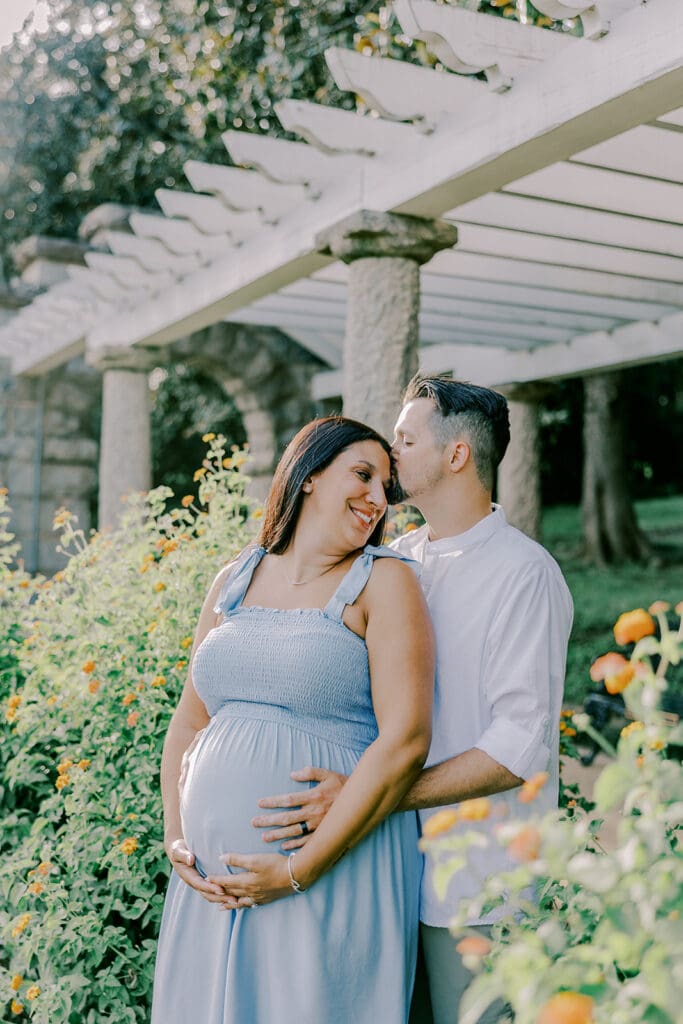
[179,709,362,878]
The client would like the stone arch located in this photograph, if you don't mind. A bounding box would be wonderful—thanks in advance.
[169,322,325,499]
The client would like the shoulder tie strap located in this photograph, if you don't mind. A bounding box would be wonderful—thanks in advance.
[213,544,266,615]
[323,544,421,622]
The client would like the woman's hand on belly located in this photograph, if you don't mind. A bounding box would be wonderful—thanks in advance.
[208,851,292,908]
[167,838,242,908]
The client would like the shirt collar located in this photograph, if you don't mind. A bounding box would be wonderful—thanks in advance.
[422,504,506,555]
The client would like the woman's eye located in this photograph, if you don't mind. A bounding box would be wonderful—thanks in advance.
[357,471,371,482]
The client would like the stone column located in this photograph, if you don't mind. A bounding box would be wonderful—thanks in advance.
[91,349,154,529]
[497,383,548,541]
[317,211,458,440]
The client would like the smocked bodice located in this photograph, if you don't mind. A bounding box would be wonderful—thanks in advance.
[191,544,417,749]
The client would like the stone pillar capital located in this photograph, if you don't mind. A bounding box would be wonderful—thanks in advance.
[86,344,158,374]
[316,210,458,266]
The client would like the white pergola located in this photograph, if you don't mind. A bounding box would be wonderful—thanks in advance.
[1,0,683,528]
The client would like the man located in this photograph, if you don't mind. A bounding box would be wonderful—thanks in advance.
[254,375,573,1022]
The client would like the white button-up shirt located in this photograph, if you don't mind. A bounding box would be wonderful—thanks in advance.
[392,506,573,926]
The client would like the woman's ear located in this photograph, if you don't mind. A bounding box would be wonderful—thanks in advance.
[302,477,313,494]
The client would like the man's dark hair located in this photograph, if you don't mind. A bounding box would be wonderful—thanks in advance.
[403,374,510,491]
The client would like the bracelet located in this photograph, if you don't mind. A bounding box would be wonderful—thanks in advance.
[287,852,307,893]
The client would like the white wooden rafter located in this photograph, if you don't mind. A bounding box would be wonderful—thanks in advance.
[274,99,420,154]
[222,131,368,187]
[183,161,308,217]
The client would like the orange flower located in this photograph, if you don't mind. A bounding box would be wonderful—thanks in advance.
[153,581,166,593]
[518,771,549,804]
[181,495,194,508]
[120,837,138,855]
[46,695,57,706]
[648,601,670,615]
[11,912,31,937]
[28,881,43,895]
[456,934,492,957]
[508,825,541,863]
[81,660,96,674]
[404,523,418,533]
[202,432,216,442]
[55,775,70,791]
[26,986,40,1001]
[151,675,166,688]
[613,609,655,646]
[10,1000,23,1015]
[222,458,233,469]
[620,720,644,739]
[122,692,136,707]
[37,861,52,876]
[147,620,158,632]
[180,636,193,649]
[52,508,72,528]
[57,759,73,774]
[8,694,22,709]
[78,759,91,771]
[175,660,188,670]
[11,975,23,991]
[537,991,594,1024]
[458,798,491,821]
[88,679,100,694]
[5,707,17,722]
[252,507,264,519]
[193,468,207,482]
[589,652,635,694]
[422,809,459,838]
[675,601,683,616]
[127,710,140,727]
[161,540,178,555]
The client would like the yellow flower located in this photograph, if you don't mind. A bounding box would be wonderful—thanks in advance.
[28,881,43,895]
[147,621,158,633]
[193,468,207,482]
[11,975,23,991]
[252,507,264,519]
[78,759,91,771]
[620,720,644,739]
[222,457,233,469]
[120,837,138,855]
[175,659,188,670]
[518,771,549,804]
[122,692,136,707]
[8,694,22,709]
[46,695,57,706]
[10,1000,23,1015]
[5,707,17,722]
[11,912,31,937]
[458,797,491,821]
[55,775,70,791]
[154,581,166,593]
[151,675,166,688]
[37,861,52,876]
[202,432,216,442]
[161,539,178,555]
[81,660,96,674]
[57,759,73,774]
[181,495,194,508]
[613,608,656,646]
[52,508,72,528]
[422,809,459,838]
[180,636,193,649]
[26,986,40,1001]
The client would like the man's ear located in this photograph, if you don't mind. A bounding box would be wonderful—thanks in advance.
[448,440,470,474]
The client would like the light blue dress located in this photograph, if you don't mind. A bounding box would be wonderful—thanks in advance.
[152,544,422,1024]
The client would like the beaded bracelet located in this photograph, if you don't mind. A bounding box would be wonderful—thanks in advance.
[287,852,307,893]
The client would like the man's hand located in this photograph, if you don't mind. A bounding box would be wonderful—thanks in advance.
[166,839,240,909]
[252,766,347,851]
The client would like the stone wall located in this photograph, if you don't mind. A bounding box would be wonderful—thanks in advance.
[0,357,100,574]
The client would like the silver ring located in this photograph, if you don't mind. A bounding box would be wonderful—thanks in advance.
[300,821,311,837]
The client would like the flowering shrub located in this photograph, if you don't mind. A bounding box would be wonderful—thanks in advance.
[421,603,683,1024]
[0,438,255,1023]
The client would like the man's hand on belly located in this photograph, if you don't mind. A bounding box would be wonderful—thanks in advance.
[252,766,347,850]
[167,838,242,908]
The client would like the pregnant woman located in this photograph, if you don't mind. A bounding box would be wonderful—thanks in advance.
[152,416,434,1024]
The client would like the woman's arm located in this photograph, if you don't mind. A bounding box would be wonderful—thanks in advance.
[161,562,238,902]
[212,558,434,904]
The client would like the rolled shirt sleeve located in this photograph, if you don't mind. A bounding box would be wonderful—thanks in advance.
[474,562,573,781]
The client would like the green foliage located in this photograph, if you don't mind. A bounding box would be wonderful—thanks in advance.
[423,607,683,1024]
[0,440,257,1022]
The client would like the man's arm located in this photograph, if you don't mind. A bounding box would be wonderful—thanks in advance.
[397,747,521,811]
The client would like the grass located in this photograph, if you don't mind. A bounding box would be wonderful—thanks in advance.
[543,495,683,705]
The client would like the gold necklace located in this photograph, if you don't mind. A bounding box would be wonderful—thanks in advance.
[277,556,346,587]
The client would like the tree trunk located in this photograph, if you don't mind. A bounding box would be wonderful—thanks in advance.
[581,371,651,565]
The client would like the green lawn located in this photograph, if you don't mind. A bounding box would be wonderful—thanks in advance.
[543,495,683,704]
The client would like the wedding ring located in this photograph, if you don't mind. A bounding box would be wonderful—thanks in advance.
[300,821,311,836]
